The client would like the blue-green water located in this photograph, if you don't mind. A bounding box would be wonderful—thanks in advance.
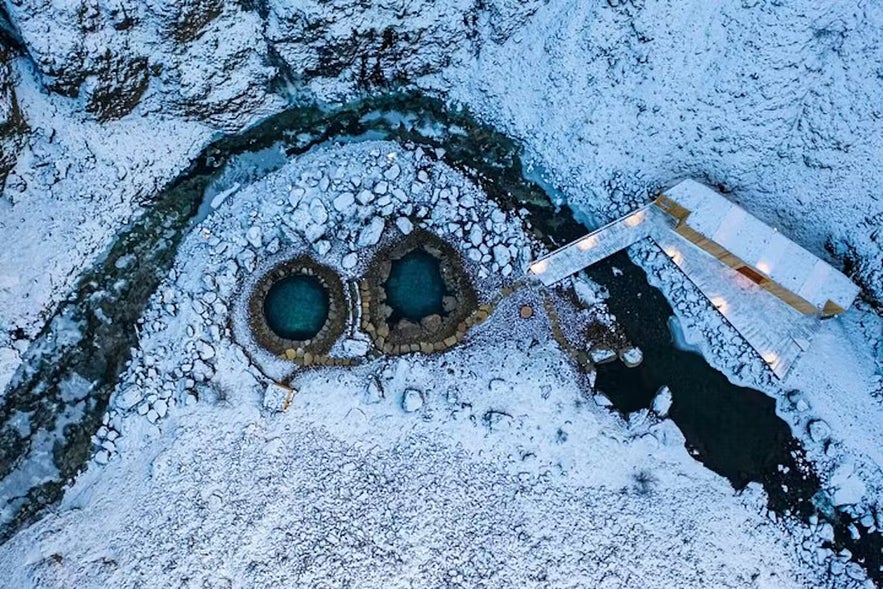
[384,250,446,321]
[263,275,330,340]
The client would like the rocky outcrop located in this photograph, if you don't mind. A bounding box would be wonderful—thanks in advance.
[3,0,544,126]
[4,0,150,120]
[833,214,883,310]
[82,49,149,121]
[162,6,281,128]
[161,0,224,43]
[266,0,544,91]
[0,47,26,183]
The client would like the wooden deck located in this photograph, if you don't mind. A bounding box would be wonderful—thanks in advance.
[528,205,672,286]
[527,202,825,379]
[652,231,820,378]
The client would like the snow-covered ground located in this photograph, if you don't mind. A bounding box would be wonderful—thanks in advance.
[1,0,882,586]
[0,142,862,587]
[0,59,215,392]
[435,0,883,301]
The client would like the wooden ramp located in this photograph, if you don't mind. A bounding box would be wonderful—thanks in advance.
[526,201,824,379]
[653,232,820,378]
[528,205,672,285]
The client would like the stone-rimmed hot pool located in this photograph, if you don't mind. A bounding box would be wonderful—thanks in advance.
[263,275,330,341]
[247,257,346,357]
[383,249,448,323]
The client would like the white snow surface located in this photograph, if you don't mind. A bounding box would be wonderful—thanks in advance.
[0,142,856,587]
[438,1,883,260]
[1,1,882,586]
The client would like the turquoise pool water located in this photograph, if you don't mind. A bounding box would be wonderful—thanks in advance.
[263,275,330,340]
[384,249,446,321]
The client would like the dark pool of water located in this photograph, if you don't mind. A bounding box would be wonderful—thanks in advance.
[263,275,329,340]
[590,250,818,512]
[588,251,883,583]
[384,249,447,322]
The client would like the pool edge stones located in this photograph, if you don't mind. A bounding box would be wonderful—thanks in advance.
[248,256,346,357]
[361,229,478,355]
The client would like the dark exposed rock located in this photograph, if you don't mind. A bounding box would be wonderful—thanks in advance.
[484,0,545,44]
[170,0,225,43]
[442,296,458,313]
[83,51,149,121]
[0,47,26,183]
[420,314,443,331]
[164,8,281,128]
[831,214,883,310]
[5,0,276,127]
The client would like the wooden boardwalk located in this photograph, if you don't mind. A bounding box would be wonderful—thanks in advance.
[652,231,819,378]
[528,205,672,286]
[527,203,823,379]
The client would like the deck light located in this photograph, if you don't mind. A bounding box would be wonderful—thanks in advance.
[577,235,598,251]
[530,260,549,275]
[625,211,645,227]
[711,296,728,312]
[756,261,771,275]
[664,246,683,265]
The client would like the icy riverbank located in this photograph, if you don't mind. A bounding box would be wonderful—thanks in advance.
[1,1,882,586]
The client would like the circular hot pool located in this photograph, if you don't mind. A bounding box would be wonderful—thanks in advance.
[248,257,346,357]
[262,275,330,341]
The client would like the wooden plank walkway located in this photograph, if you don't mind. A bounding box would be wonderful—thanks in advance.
[527,202,821,378]
[652,231,820,378]
[528,205,673,285]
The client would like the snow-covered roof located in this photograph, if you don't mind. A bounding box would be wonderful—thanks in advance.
[660,180,860,313]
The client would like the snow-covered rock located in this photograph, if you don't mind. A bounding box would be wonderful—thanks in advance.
[0,50,26,183]
[116,387,144,411]
[402,389,423,412]
[492,244,511,267]
[620,347,643,368]
[652,387,673,419]
[395,217,413,235]
[332,192,355,212]
[468,224,483,247]
[363,379,384,405]
[357,217,385,247]
[341,253,358,270]
[830,464,867,507]
[309,199,329,225]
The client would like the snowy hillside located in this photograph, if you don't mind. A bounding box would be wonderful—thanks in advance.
[1,1,882,587]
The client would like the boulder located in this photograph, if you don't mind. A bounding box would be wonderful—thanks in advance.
[357,217,385,247]
[333,191,355,212]
[395,217,413,235]
[402,388,423,412]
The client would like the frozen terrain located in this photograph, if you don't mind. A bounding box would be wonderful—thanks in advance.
[1,0,882,587]
[0,143,857,587]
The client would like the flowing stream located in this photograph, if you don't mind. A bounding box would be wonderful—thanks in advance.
[0,92,879,585]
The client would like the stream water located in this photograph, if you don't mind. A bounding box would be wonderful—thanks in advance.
[0,92,879,585]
